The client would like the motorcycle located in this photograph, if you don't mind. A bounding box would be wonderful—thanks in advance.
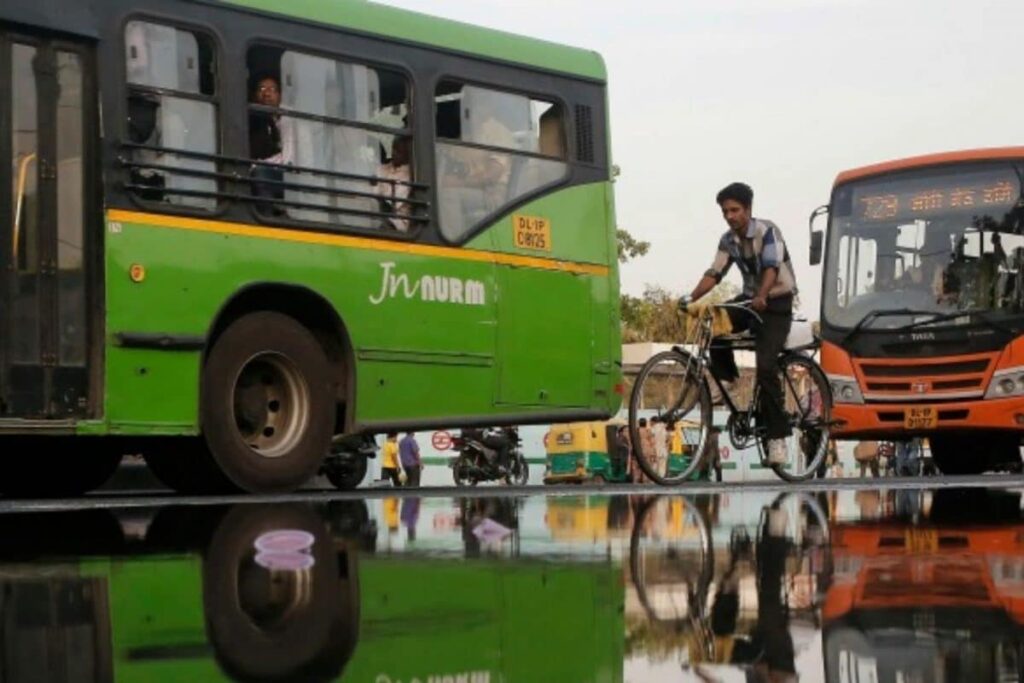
[450,427,529,487]
[321,433,377,490]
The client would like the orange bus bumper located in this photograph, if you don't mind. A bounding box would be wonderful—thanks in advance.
[833,398,1024,440]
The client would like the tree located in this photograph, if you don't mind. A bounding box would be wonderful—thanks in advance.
[621,282,739,343]
[617,229,650,264]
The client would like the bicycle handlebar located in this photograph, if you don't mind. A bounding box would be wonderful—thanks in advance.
[684,299,765,326]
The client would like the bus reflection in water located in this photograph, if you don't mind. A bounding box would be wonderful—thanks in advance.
[824,488,1024,682]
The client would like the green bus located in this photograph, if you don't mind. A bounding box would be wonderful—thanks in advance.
[0,0,620,493]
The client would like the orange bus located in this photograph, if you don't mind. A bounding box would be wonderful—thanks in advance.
[811,147,1024,474]
[823,494,1024,681]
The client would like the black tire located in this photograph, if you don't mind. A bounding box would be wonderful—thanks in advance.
[203,505,358,682]
[323,455,368,491]
[506,455,529,486]
[759,353,833,483]
[452,453,476,487]
[202,312,335,493]
[629,349,712,485]
[3,437,124,498]
[143,437,236,495]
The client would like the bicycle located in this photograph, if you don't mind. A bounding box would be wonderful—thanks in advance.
[628,300,833,484]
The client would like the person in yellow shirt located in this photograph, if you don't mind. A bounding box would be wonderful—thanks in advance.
[380,432,401,486]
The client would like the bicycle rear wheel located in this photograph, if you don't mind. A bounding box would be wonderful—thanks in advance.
[757,353,833,482]
[629,350,712,485]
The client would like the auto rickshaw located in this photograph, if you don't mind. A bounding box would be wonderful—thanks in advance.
[544,419,705,484]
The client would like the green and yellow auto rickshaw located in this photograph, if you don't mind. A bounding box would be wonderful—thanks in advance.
[544,420,705,484]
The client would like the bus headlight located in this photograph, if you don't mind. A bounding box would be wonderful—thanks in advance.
[986,367,1024,399]
[828,375,864,405]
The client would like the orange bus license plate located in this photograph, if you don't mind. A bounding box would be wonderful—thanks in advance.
[904,407,937,430]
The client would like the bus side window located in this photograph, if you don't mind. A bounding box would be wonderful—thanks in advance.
[245,45,412,231]
[124,21,219,211]
[435,81,567,243]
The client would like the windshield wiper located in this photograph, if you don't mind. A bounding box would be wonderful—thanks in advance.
[841,308,936,345]
[896,308,1017,336]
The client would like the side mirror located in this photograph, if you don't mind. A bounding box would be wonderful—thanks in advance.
[810,230,824,266]
[808,205,829,266]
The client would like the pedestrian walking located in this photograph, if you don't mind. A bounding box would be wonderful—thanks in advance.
[853,441,880,478]
[380,432,401,486]
[400,431,422,487]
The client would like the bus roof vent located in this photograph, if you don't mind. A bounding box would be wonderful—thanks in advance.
[574,104,594,164]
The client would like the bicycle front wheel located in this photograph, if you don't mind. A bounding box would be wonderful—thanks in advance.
[757,353,833,482]
[629,350,713,485]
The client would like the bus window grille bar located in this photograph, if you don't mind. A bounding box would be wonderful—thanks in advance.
[128,84,218,106]
[248,103,412,141]
[120,140,428,190]
[436,138,567,163]
[121,184,430,226]
[119,157,432,209]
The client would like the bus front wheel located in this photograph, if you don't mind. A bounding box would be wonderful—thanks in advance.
[202,312,335,494]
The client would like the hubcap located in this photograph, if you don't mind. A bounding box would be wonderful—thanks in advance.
[232,353,310,459]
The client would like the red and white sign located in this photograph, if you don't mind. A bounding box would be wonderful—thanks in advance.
[432,430,453,451]
[720,446,731,460]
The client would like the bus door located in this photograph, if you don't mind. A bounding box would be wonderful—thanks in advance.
[0,33,94,418]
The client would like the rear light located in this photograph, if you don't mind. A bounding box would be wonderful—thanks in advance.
[613,383,626,396]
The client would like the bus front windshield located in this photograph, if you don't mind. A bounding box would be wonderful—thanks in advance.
[824,161,1024,332]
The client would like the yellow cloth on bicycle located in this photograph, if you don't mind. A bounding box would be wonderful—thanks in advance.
[684,303,734,337]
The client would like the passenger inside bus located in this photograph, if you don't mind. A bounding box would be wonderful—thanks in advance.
[248,75,292,216]
[376,135,412,232]
[245,45,412,229]
[435,82,567,240]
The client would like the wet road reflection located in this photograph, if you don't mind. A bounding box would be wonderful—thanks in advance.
[2,487,1024,681]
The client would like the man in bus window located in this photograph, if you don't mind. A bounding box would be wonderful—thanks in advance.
[248,75,293,214]
[683,183,797,466]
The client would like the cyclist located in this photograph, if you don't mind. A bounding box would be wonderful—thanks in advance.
[682,182,798,466]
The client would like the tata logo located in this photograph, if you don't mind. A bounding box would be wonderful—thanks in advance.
[910,332,936,342]
[912,382,929,394]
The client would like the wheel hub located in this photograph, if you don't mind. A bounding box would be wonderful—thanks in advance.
[232,353,310,459]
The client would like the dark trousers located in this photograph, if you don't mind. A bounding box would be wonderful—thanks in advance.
[381,467,401,486]
[712,295,793,440]
[403,465,421,488]
[250,165,284,215]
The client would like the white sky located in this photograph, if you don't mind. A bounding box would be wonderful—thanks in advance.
[386,0,1024,317]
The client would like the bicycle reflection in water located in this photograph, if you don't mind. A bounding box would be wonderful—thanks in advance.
[628,493,833,681]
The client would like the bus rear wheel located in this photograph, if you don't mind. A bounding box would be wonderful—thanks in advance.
[930,432,1020,475]
[202,312,335,494]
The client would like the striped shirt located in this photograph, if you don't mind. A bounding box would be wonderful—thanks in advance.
[706,218,797,299]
